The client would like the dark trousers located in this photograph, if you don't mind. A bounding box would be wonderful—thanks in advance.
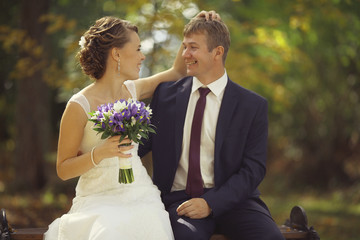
[163,190,285,240]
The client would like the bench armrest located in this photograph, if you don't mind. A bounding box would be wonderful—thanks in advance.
[0,208,11,240]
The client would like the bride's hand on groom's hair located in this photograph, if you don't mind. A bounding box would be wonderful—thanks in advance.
[195,10,221,21]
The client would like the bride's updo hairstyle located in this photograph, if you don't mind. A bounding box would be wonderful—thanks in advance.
[78,16,138,80]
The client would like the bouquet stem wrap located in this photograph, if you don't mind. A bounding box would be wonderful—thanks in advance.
[118,143,134,184]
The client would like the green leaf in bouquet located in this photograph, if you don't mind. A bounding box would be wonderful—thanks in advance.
[148,125,156,133]
[138,131,148,139]
[139,124,148,131]
[101,131,111,139]
[93,128,104,132]
[130,132,137,142]
[119,134,126,143]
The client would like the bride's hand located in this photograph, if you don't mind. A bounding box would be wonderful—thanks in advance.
[117,137,133,157]
[195,10,221,21]
[93,136,133,164]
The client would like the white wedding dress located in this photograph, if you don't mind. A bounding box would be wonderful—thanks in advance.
[44,81,174,240]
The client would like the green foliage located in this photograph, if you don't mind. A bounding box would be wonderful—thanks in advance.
[195,0,360,189]
[272,0,360,188]
[0,0,359,191]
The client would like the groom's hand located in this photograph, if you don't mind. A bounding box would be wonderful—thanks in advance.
[176,198,212,219]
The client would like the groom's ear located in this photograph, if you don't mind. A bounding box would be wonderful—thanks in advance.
[213,46,224,61]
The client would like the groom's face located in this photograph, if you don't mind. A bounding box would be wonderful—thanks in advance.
[182,32,217,80]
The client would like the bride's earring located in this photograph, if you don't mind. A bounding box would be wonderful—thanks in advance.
[117,59,121,75]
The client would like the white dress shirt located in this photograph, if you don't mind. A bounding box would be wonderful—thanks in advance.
[171,70,228,191]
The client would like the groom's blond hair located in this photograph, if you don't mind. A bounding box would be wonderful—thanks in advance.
[183,17,230,64]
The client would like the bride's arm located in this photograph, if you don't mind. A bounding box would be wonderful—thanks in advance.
[56,103,132,180]
[134,45,186,100]
[56,103,94,180]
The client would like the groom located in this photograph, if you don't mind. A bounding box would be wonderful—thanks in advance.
[139,13,284,240]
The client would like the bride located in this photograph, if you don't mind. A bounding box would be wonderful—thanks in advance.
[43,15,185,240]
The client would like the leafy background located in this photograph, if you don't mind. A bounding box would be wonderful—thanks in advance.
[0,0,359,239]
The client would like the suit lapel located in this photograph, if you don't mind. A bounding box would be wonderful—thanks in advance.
[214,79,238,179]
[175,77,193,164]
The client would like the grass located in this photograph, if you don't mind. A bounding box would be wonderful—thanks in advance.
[259,179,360,240]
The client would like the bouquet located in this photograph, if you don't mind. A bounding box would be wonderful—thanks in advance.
[89,99,155,184]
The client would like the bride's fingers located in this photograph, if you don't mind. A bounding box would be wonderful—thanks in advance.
[118,151,132,158]
[108,136,132,146]
[117,144,134,158]
[195,10,207,19]
[108,135,121,143]
[118,144,133,151]
[118,137,132,145]
[195,10,221,21]
[209,11,221,20]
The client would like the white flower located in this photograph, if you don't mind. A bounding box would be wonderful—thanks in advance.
[131,116,136,126]
[103,111,112,118]
[134,102,141,109]
[114,101,127,112]
[146,106,152,115]
[79,36,86,49]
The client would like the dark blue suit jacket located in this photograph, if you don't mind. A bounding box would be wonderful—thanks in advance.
[139,76,269,218]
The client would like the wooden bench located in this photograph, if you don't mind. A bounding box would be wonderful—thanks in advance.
[1,206,319,240]
[7,227,309,240]
[4,227,309,240]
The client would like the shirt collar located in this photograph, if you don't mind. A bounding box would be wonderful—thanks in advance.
[191,70,228,97]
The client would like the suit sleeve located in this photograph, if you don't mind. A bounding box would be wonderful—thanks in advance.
[203,98,268,217]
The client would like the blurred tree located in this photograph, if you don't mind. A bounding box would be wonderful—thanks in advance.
[0,0,51,190]
[0,0,196,191]
[196,0,360,189]
[280,0,360,188]
[1,0,359,191]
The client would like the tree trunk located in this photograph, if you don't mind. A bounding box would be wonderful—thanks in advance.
[14,0,50,190]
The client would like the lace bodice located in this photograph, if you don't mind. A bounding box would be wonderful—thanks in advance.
[67,80,147,197]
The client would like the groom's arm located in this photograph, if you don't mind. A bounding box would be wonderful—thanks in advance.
[138,133,152,158]
[203,98,268,217]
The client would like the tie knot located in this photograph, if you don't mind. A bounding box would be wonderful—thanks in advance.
[198,87,211,97]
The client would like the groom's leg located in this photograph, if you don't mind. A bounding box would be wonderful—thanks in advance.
[167,201,215,240]
[164,191,215,240]
[215,199,285,240]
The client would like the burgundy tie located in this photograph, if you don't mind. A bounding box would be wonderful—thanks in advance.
[186,87,211,197]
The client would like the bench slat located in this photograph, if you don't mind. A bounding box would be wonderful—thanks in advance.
[10,228,47,240]
[9,226,308,240]
[280,226,308,239]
